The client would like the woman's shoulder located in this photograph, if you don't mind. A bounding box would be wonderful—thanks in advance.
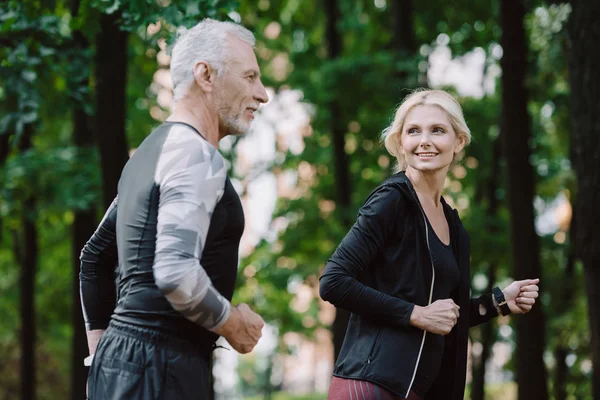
[359,174,416,217]
[364,173,414,203]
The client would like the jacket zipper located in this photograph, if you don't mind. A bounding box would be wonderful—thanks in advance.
[405,211,436,398]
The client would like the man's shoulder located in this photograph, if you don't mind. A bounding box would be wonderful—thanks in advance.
[157,123,224,163]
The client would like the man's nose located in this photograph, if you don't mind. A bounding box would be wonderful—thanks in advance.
[255,81,269,104]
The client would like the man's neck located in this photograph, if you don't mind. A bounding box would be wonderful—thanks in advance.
[167,99,222,148]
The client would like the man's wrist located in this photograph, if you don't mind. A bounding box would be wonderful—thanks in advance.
[86,329,105,356]
[214,305,239,337]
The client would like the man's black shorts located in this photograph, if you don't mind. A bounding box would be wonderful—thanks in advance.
[88,321,212,399]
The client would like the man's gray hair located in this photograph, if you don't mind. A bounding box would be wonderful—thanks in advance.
[170,18,256,101]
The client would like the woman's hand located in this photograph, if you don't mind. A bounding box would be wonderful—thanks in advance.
[502,278,540,314]
[410,299,460,335]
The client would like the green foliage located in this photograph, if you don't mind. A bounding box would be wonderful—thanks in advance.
[76,0,239,36]
[0,147,100,217]
[0,0,592,398]
[0,1,68,142]
[234,0,422,341]
[234,0,590,398]
[0,0,242,399]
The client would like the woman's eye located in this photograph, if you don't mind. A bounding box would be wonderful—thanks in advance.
[433,127,445,133]
[408,128,418,134]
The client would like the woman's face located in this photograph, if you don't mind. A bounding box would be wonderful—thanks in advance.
[400,105,465,173]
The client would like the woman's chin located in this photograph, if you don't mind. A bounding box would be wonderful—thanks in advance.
[408,163,450,173]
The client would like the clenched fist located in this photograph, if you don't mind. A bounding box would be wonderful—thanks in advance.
[501,278,540,315]
[215,303,265,354]
[409,299,460,335]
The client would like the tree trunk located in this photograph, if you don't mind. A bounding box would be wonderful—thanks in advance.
[389,0,419,110]
[71,206,96,399]
[471,138,501,400]
[390,0,416,56]
[18,125,38,400]
[0,130,9,167]
[324,0,351,362]
[499,1,548,399]
[566,1,600,396]
[95,12,129,209]
[554,211,577,400]
[70,2,97,398]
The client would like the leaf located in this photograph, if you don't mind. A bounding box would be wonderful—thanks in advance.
[20,111,38,124]
[21,70,37,83]
[105,0,121,15]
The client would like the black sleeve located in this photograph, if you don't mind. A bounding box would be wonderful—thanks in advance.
[319,185,415,327]
[79,197,118,330]
[469,293,499,327]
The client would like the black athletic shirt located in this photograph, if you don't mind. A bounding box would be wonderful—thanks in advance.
[80,121,244,353]
[412,215,460,397]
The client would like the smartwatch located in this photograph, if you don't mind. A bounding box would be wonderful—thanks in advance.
[493,287,511,316]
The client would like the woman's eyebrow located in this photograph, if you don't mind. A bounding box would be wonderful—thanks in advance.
[405,121,450,129]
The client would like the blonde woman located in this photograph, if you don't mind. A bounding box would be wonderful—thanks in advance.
[320,89,540,400]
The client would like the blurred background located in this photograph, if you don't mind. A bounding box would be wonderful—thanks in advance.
[0,0,598,399]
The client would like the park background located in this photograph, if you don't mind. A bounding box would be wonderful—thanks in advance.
[0,0,598,399]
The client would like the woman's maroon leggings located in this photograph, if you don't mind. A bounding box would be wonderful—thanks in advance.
[328,376,423,400]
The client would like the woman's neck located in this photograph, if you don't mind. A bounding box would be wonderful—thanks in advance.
[405,167,447,207]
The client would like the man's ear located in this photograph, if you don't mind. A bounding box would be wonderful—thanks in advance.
[193,61,214,92]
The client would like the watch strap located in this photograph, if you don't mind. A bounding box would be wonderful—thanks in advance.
[493,287,511,316]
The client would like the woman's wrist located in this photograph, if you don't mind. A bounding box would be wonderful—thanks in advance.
[491,293,502,315]
[409,304,424,329]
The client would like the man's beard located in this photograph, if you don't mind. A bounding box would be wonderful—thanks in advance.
[214,94,251,136]
[222,111,250,136]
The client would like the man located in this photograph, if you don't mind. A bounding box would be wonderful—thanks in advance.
[79,18,269,399]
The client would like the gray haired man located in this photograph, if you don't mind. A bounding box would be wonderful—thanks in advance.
[80,18,269,399]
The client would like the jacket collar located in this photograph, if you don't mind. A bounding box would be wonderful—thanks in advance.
[385,171,455,212]
[385,170,462,234]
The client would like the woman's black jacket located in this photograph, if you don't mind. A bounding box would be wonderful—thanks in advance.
[319,172,498,399]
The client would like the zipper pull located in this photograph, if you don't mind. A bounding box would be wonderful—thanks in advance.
[367,357,371,364]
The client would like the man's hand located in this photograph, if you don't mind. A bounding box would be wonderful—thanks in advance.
[85,329,105,399]
[502,278,540,314]
[86,329,105,356]
[214,303,264,354]
[409,299,460,335]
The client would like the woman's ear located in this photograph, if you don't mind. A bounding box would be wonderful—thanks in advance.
[454,134,467,154]
[396,132,405,155]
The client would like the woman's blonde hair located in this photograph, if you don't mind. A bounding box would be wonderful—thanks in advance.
[381,88,472,172]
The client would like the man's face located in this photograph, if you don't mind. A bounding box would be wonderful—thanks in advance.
[213,35,269,136]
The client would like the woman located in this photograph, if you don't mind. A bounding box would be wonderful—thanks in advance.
[319,89,540,400]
